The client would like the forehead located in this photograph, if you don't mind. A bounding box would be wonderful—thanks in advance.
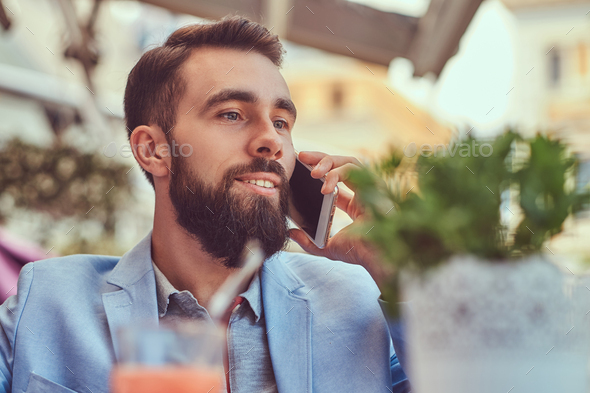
[180,46,290,103]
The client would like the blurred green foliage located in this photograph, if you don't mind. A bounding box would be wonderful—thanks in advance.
[348,131,590,315]
[0,138,133,254]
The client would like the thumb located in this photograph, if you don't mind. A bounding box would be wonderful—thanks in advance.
[289,229,327,258]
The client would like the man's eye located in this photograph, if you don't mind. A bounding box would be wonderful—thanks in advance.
[274,120,287,129]
[221,112,239,121]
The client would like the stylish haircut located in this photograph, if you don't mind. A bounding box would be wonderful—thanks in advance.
[124,15,285,187]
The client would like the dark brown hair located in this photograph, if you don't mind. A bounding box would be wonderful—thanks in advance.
[124,15,285,187]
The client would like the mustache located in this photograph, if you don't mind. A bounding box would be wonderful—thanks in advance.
[222,157,289,189]
[168,154,291,268]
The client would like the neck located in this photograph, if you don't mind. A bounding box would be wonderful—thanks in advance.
[151,191,235,308]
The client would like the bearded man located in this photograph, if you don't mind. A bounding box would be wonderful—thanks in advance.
[0,16,409,393]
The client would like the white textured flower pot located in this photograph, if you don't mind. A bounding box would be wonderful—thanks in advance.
[402,255,588,393]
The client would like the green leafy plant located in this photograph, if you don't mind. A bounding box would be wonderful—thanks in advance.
[0,137,134,255]
[348,130,590,315]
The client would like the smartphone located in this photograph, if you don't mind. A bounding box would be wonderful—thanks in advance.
[288,152,339,249]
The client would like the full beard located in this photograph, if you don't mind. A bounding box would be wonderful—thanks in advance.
[168,155,291,269]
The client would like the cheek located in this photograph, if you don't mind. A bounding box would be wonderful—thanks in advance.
[178,141,219,183]
[285,139,296,169]
[283,152,296,179]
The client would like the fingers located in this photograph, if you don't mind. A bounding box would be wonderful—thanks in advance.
[334,188,366,221]
[298,151,363,194]
[335,187,353,210]
[298,151,366,218]
[320,163,358,194]
[299,151,363,178]
[297,151,327,167]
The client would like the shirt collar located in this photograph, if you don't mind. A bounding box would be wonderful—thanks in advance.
[151,260,263,322]
[152,260,179,317]
[240,270,263,322]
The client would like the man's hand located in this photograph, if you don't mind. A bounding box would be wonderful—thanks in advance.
[288,151,393,285]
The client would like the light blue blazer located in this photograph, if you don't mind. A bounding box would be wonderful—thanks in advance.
[0,232,409,393]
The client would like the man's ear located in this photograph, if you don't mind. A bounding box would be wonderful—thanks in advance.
[129,125,172,181]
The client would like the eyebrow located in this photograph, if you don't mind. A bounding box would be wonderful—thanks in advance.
[275,97,297,121]
[201,88,297,120]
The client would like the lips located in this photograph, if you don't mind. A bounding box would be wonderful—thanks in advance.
[234,172,281,187]
[234,178,278,195]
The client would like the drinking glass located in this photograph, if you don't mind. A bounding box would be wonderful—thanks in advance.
[110,321,224,393]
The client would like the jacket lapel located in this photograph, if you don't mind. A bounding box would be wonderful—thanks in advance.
[261,253,312,393]
[102,231,159,361]
[102,231,314,391]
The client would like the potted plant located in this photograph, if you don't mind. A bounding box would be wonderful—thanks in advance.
[348,131,590,393]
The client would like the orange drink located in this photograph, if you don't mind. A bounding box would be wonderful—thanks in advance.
[113,322,224,393]
[111,365,222,393]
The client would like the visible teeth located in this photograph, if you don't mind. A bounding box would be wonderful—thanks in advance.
[240,179,275,188]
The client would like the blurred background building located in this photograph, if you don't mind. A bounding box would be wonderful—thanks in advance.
[499,0,590,262]
[0,0,589,299]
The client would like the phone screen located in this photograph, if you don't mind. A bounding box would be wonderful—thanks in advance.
[288,159,324,239]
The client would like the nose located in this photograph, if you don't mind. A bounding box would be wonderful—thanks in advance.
[248,119,283,160]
